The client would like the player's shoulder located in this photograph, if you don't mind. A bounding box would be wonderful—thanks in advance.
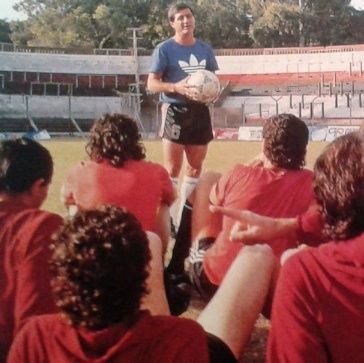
[7,208,61,226]
[228,163,252,176]
[2,209,63,250]
[296,168,314,178]
[195,38,214,50]
[155,38,175,51]
[140,159,167,172]
[18,313,64,340]
[282,246,318,278]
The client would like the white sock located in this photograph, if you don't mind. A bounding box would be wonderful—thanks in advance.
[176,176,198,227]
[170,177,179,227]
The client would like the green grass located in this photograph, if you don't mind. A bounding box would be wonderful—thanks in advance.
[42,139,327,215]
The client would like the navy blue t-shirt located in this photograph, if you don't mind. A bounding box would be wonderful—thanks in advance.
[149,38,219,104]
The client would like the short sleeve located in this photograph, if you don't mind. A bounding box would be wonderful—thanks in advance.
[206,45,219,72]
[149,44,167,74]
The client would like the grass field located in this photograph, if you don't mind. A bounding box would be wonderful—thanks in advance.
[40,139,328,363]
[42,139,328,215]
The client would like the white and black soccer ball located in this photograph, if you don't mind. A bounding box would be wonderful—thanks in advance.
[186,70,220,104]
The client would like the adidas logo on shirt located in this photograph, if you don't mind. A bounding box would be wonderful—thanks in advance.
[178,54,206,74]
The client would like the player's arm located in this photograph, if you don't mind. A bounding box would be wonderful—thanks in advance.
[210,206,298,243]
[147,72,198,100]
[147,72,176,93]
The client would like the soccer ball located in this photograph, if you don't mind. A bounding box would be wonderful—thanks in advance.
[186,70,220,104]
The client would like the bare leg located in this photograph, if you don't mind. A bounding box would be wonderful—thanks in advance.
[184,144,209,178]
[162,139,184,178]
[197,244,276,359]
[172,143,208,225]
[191,171,222,241]
[141,232,170,316]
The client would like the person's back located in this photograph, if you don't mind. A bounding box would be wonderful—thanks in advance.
[0,206,62,361]
[63,159,173,231]
[203,114,314,285]
[0,138,62,361]
[269,235,364,363]
[268,132,364,363]
[204,164,313,284]
[62,113,174,233]
[8,312,208,363]
[7,205,209,363]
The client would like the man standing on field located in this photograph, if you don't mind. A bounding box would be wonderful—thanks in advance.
[147,2,219,227]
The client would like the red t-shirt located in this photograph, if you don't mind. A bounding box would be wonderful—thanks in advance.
[268,234,364,363]
[204,165,314,285]
[0,205,63,362]
[62,160,174,231]
[7,311,210,363]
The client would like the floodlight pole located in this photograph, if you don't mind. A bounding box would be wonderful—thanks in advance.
[127,27,145,132]
[128,27,142,113]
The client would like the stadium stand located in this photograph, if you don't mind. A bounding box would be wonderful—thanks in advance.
[0,42,363,136]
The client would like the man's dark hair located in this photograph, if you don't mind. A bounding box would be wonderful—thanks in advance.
[313,132,364,241]
[86,113,146,167]
[168,2,194,22]
[262,113,308,169]
[0,138,53,194]
[50,205,151,330]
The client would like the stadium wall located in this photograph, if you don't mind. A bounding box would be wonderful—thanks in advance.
[0,95,122,118]
[1,44,363,135]
[237,125,360,142]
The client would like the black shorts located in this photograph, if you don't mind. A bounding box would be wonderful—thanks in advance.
[160,103,213,145]
[188,237,218,302]
[207,332,237,363]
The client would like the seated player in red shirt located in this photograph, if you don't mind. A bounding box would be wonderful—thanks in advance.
[7,205,275,363]
[0,138,63,362]
[212,132,364,362]
[61,113,175,253]
[267,132,364,362]
[169,114,314,304]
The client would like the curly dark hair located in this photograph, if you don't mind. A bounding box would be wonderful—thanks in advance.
[262,114,308,169]
[86,113,146,167]
[313,132,364,241]
[50,205,151,330]
[0,138,53,194]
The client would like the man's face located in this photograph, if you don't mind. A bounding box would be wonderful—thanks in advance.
[170,8,195,37]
